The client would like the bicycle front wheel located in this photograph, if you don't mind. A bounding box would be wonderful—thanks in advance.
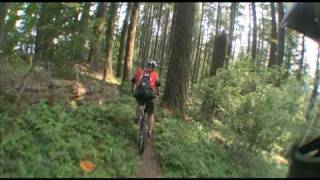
[138,118,147,154]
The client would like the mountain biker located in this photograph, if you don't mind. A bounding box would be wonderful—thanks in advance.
[131,60,160,137]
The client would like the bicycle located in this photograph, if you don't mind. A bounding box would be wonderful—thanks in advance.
[137,103,148,154]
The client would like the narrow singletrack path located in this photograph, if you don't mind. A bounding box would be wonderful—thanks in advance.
[136,135,162,178]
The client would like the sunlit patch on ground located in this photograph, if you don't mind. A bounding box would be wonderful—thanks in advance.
[74,64,121,85]
[271,154,288,165]
[207,130,226,144]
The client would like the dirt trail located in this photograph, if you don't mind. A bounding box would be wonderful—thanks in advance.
[136,135,162,178]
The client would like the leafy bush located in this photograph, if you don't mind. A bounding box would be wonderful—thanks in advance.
[154,111,288,177]
[191,60,307,153]
[0,95,138,177]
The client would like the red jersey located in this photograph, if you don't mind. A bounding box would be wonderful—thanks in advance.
[132,67,160,93]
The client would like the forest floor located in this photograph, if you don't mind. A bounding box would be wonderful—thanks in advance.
[0,61,163,177]
[136,136,162,178]
[0,60,290,177]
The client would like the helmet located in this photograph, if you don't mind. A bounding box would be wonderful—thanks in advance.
[147,59,157,68]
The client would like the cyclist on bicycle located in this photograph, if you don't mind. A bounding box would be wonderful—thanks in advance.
[131,60,160,137]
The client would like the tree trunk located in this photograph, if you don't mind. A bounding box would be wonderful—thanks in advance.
[194,31,204,83]
[285,40,292,78]
[200,32,228,121]
[0,2,8,78]
[137,4,149,67]
[226,2,238,67]
[210,32,228,76]
[268,2,277,67]
[88,2,108,70]
[161,3,196,117]
[122,2,140,83]
[35,3,61,67]
[192,3,204,83]
[167,4,177,66]
[0,2,8,53]
[277,2,285,66]
[285,31,294,78]
[257,6,265,68]
[247,3,252,55]
[80,3,92,35]
[159,6,170,77]
[152,3,163,60]
[306,50,320,120]
[103,3,119,81]
[200,42,209,80]
[298,35,305,79]
[200,23,210,80]
[143,3,154,66]
[201,6,214,80]
[215,3,221,37]
[251,2,257,64]
[145,3,154,67]
[116,3,132,79]
[75,2,91,60]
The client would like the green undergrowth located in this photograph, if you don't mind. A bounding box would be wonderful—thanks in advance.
[0,94,138,177]
[154,109,288,177]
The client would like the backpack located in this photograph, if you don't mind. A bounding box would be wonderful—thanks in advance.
[134,69,155,100]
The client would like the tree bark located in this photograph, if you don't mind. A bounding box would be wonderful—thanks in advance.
[159,6,170,77]
[142,3,154,66]
[192,3,204,83]
[268,2,277,67]
[215,3,221,38]
[277,2,285,66]
[103,3,119,81]
[161,3,196,117]
[194,30,204,83]
[247,3,252,55]
[166,4,177,66]
[285,31,294,78]
[116,3,132,79]
[200,32,228,121]
[122,3,140,83]
[251,2,257,64]
[152,3,163,60]
[257,6,265,68]
[210,32,228,76]
[298,35,305,80]
[35,3,62,67]
[226,2,238,67]
[137,4,149,67]
[75,2,91,60]
[0,2,8,53]
[200,18,210,80]
[88,2,108,70]
[286,52,292,77]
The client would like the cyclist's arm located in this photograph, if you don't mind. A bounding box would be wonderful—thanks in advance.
[131,78,136,93]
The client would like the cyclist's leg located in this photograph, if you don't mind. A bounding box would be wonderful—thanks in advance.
[145,99,155,136]
[135,98,144,123]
